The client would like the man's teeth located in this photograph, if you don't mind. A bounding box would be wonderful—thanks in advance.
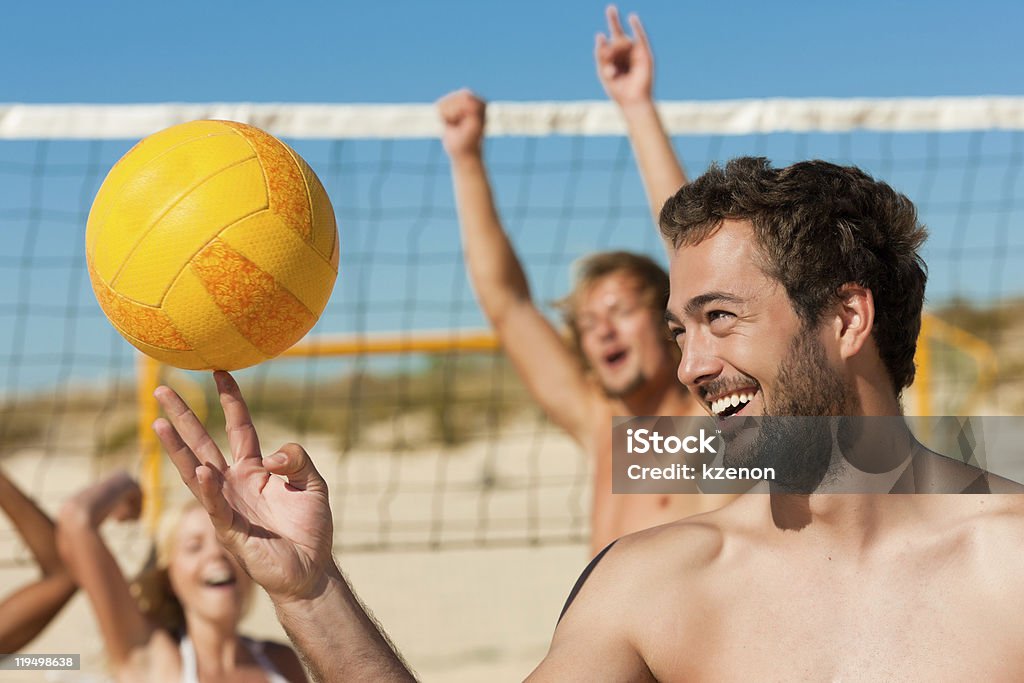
[711,392,754,415]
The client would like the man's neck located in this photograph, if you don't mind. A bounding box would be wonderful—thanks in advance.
[618,377,697,417]
[766,416,922,534]
[766,492,924,546]
[850,365,905,417]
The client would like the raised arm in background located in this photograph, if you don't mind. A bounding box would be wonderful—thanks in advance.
[154,371,415,683]
[596,5,687,228]
[0,468,77,652]
[438,90,600,448]
[56,472,156,672]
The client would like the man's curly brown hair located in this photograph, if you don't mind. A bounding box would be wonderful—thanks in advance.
[660,157,928,394]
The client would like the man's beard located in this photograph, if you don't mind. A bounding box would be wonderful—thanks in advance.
[723,325,855,493]
[601,368,648,400]
[770,323,852,417]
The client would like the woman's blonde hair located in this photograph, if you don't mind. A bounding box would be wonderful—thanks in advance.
[129,501,200,637]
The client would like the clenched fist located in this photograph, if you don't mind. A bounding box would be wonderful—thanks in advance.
[438,89,486,160]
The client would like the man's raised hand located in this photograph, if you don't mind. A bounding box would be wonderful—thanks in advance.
[438,89,486,160]
[153,371,335,603]
[595,5,654,107]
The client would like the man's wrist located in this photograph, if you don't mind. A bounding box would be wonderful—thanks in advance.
[268,561,345,611]
[618,97,658,118]
[270,561,414,681]
[449,148,485,167]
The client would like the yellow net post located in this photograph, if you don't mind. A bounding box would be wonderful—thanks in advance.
[280,330,500,357]
[136,354,163,534]
[914,316,934,417]
[912,313,998,419]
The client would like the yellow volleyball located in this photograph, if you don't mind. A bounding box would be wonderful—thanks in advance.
[86,120,339,371]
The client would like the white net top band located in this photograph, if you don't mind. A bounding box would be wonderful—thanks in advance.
[2,97,1024,140]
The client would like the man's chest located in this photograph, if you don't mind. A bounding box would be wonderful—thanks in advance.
[642,547,1024,681]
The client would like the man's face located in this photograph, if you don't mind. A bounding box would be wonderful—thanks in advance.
[576,271,674,399]
[665,219,852,420]
[666,220,856,490]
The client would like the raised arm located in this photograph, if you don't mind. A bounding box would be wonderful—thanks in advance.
[596,5,687,228]
[0,468,76,652]
[438,90,598,445]
[154,372,414,683]
[55,472,154,669]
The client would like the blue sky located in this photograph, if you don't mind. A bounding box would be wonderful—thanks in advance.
[2,0,1023,392]
[2,0,1022,103]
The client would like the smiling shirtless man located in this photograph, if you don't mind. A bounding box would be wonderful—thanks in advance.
[537,157,1024,681]
[153,155,1024,681]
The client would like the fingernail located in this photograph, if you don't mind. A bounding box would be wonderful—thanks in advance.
[267,453,287,465]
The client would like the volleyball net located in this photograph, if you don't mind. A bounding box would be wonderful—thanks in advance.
[1,97,1023,563]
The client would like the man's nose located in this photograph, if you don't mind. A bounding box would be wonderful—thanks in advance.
[593,316,616,340]
[676,328,722,391]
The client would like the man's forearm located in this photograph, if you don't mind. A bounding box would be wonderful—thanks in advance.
[450,153,532,316]
[620,99,687,227]
[273,563,416,683]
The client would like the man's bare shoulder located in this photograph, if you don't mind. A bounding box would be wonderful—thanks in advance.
[922,493,1024,526]
[613,509,729,571]
[571,494,762,600]
[552,496,763,673]
[554,516,723,645]
[900,495,1024,583]
[932,496,1024,602]
[951,494,1024,544]
[902,449,1024,493]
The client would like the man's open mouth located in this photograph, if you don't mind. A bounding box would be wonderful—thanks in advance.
[709,390,757,418]
[604,349,628,367]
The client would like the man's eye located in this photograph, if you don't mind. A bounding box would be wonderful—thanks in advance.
[708,310,734,323]
[613,304,639,316]
[667,326,685,340]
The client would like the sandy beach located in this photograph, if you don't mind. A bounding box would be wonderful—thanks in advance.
[0,417,592,682]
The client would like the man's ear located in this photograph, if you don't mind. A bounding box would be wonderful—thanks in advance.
[833,283,874,360]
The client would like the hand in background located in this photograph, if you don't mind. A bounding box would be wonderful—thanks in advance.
[438,89,487,160]
[595,5,654,108]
